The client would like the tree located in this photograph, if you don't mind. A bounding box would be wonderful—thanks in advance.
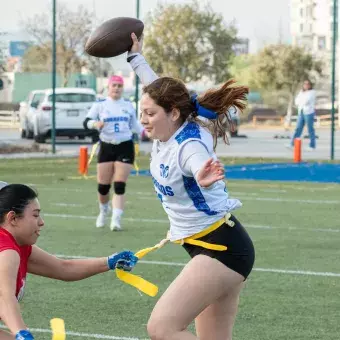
[22,43,82,76]
[228,54,259,90]
[252,44,323,125]
[143,1,237,83]
[21,4,112,86]
[85,56,113,78]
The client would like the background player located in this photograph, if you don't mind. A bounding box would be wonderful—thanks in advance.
[84,75,143,231]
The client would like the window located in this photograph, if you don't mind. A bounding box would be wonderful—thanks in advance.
[47,93,96,103]
[300,8,304,17]
[318,36,326,50]
[300,23,304,32]
[307,5,314,18]
[30,93,45,108]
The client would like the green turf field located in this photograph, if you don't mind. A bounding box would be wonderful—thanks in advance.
[1,157,340,339]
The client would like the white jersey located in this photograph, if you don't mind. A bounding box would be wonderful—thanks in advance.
[86,97,142,144]
[128,52,242,240]
[150,121,242,241]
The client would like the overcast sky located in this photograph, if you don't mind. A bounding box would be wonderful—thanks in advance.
[0,0,291,53]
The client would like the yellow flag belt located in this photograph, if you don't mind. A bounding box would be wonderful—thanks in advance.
[116,213,235,297]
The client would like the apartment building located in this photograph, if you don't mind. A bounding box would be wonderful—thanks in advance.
[290,0,338,95]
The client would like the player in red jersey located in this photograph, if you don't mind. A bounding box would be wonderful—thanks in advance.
[0,183,138,340]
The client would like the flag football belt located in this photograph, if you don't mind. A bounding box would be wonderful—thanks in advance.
[116,213,235,297]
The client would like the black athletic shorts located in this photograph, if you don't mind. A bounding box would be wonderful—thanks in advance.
[182,215,255,279]
[97,140,135,164]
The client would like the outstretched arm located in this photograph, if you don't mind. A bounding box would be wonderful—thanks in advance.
[128,33,159,86]
[28,246,138,281]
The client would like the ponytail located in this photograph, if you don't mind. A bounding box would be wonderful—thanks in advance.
[193,80,248,148]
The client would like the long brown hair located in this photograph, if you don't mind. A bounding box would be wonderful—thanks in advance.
[143,77,249,148]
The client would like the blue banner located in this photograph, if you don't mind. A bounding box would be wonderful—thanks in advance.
[9,41,31,57]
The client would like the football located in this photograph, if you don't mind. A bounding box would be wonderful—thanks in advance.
[85,17,144,58]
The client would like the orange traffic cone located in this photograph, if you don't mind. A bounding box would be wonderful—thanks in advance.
[294,138,302,163]
[78,146,88,175]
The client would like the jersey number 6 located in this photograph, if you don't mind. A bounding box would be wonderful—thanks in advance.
[114,123,120,132]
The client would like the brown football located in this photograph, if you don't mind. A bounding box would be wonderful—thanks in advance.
[85,17,144,58]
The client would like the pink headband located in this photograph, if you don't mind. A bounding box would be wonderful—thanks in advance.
[108,75,124,85]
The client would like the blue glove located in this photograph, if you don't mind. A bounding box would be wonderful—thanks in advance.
[107,250,138,271]
[16,330,34,340]
[132,132,139,143]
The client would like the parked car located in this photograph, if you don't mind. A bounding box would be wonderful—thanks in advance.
[20,88,98,143]
[19,90,46,139]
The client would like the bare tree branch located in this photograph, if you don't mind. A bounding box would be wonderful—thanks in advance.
[20,3,97,86]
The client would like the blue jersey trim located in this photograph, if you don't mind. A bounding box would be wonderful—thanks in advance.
[175,122,201,145]
[182,175,218,216]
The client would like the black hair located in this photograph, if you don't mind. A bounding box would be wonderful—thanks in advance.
[303,79,313,90]
[0,184,38,225]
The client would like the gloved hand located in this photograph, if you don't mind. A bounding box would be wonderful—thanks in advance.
[107,250,138,272]
[132,132,140,143]
[16,330,34,340]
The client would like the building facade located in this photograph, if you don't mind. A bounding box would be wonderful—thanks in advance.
[290,0,338,98]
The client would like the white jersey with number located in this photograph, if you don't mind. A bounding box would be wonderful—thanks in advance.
[86,97,142,144]
[150,121,242,241]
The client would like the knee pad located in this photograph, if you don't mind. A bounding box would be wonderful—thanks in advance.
[98,183,111,196]
[114,182,126,195]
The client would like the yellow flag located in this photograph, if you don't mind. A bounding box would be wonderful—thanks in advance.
[50,318,66,340]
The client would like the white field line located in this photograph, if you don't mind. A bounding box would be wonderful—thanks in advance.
[226,182,339,191]
[14,170,340,192]
[0,326,146,339]
[133,195,340,205]
[260,189,288,193]
[10,172,58,177]
[43,213,340,233]
[33,186,340,204]
[127,195,340,205]
[54,254,340,278]
[238,197,340,204]
[50,201,131,207]
[44,213,168,224]
[51,203,85,207]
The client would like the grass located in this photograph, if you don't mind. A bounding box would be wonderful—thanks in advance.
[0,157,340,339]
